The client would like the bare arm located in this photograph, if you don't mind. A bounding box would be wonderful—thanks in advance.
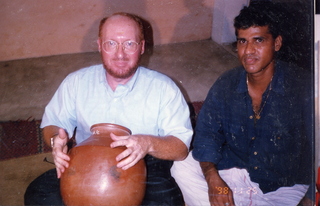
[200,162,235,206]
[42,125,70,178]
[110,133,188,170]
[43,125,60,147]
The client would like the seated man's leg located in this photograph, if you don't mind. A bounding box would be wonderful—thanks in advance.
[260,184,309,206]
[141,155,184,206]
[24,168,64,205]
[172,152,309,206]
[221,168,309,205]
[171,151,210,205]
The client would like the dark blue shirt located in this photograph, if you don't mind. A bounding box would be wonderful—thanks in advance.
[193,61,313,194]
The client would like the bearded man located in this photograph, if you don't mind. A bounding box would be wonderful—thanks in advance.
[25,12,193,206]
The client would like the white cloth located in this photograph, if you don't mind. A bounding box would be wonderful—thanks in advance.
[171,151,309,206]
[41,65,193,146]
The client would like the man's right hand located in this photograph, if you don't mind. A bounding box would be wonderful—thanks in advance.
[200,162,235,206]
[207,174,235,206]
[52,128,70,178]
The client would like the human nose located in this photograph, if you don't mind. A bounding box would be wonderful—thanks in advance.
[244,42,255,54]
[115,43,125,57]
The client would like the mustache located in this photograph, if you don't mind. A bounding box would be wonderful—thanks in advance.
[112,57,129,61]
[244,54,257,58]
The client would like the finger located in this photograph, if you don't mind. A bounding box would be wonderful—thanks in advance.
[54,156,69,169]
[58,128,68,139]
[56,168,62,179]
[115,148,132,161]
[225,188,233,204]
[53,148,70,161]
[110,139,128,148]
[116,152,140,170]
[55,161,66,179]
[119,157,140,170]
[209,194,229,206]
[110,133,129,141]
[53,150,70,167]
[110,133,118,140]
[63,145,69,154]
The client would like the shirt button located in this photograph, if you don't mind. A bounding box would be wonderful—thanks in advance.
[254,151,258,155]
[254,166,258,170]
[249,115,254,119]
[252,137,255,140]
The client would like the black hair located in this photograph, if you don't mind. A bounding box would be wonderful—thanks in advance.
[233,0,312,70]
[233,1,284,39]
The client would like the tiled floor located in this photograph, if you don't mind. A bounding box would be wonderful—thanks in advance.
[0,39,239,205]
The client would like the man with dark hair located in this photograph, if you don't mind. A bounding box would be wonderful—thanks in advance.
[24,12,193,205]
[172,1,313,205]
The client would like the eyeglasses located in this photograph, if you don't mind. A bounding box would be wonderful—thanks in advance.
[102,40,141,54]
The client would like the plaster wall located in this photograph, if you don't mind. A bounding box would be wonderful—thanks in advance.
[0,0,214,61]
[211,0,248,44]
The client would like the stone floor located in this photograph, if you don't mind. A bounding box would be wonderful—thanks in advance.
[0,39,239,205]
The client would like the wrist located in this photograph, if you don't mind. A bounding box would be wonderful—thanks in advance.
[50,134,59,148]
[200,162,220,180]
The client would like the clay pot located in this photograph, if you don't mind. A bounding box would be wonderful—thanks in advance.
[60,123,146,206]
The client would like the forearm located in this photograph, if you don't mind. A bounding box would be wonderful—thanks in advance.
[147,135,188,161]
[42,125,60,147]
[200,162,220,180]
[200,162,228,191]
[200,161,235,205]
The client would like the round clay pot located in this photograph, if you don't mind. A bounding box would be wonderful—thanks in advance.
[60,123,146,206]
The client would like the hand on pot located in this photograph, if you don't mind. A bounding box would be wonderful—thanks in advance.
[110,133,151,170]
[52,128,70,178]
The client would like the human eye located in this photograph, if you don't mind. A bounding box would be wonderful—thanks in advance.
[237,39,246,44]
[124,41,136,48]
[255,37,264,43]
[107,40,117,47]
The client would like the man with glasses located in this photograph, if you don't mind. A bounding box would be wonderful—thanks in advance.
[25,12,193,205]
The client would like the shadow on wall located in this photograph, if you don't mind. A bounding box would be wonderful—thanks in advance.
[171,0,212,43]
[80,1,154,51]
[271,0,313,71]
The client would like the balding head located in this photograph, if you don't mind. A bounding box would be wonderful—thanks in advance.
[98,12,144,41]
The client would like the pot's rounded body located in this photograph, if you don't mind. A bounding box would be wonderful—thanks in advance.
[60,123,146,206]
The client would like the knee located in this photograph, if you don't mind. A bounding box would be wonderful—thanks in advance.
[24,169,63,205]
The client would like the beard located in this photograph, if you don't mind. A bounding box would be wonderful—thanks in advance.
[102,57,140,79]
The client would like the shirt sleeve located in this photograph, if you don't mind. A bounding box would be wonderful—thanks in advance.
[157,79,193,149]
[40,74,77,138]
[192,80,226,164]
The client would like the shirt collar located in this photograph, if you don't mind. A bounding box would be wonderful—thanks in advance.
[101,65,141,95]
[236,60,285,95]
[124,66,140,92]
[236,69,247,93]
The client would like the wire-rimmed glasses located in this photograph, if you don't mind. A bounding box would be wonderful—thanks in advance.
[102,40,141,54]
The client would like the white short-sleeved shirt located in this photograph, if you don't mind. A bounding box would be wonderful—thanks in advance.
[41,65,193,147]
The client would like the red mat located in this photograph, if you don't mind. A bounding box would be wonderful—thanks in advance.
[0,119,51,161]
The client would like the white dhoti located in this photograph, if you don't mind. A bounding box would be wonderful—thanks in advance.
[171,151,308,206]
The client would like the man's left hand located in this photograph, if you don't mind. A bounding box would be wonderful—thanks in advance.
[110,133,150,170]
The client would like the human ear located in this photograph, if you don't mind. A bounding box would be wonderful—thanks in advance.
[97,38,102,52]
[274,35,282,51]
[140,40,145,55]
